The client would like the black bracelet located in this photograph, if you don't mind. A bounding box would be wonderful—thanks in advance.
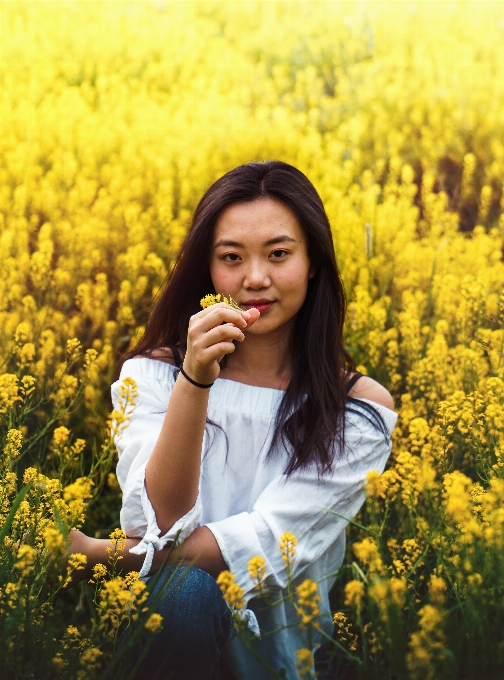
[179,366,214,389]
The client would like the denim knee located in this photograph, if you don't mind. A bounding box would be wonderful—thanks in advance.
[117,564,233,680]
[148,564,232,649]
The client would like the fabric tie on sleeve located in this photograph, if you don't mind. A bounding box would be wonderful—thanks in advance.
[237,608,261,638]
[129,531,168,578]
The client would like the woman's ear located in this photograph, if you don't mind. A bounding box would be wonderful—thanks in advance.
[308,262,317,279]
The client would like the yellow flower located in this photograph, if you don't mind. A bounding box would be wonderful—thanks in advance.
[52,655,65,673]
[106,528,126,558]
[144,613,163,633]
[295,648,314,677]
[98,575,148,628]
[14,544,36,577]
[43,527,65,553]
[23,467,38,484]
[89,563,108,584]
[295,578,321,629]
[428,574,447,605]
[247,555,266,587]
[63,477,94,502]
[333,611,358,652]
[279,532,297,569]
[53,426,71,446]
[200,293,241,310]
[216,570,245,611]
[0,374,21,414]
[406,605,447,680]
[344,579,365,608]
[20,375,36,398]
[4,429,23,459]
[80,647,103,668]
[353,537,383,575]
[66,338,82,362]
[67,553,87,572]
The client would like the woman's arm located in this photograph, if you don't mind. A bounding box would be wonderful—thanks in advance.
[68,526,228,582]
[143,303,259,534]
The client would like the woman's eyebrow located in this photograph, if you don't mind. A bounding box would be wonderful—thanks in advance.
[264,235,297,246]
[214,235,297,248]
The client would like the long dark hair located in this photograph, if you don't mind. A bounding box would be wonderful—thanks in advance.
[121,161,358,475]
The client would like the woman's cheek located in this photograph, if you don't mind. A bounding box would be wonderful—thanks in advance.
[278,263,311,294]
[211,268,238,293]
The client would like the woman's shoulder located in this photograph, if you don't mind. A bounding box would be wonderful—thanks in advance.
[348,374,395,411]
[130,347,181,365]
[117,349,181,384]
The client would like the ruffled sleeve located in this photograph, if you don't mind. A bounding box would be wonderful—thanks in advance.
[111,358,203,578]
[205,401,397,605]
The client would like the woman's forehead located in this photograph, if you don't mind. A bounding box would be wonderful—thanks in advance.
[213,198,305,245]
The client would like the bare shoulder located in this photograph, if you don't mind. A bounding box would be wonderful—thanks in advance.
[348,375,395,411]
[131,347,180,365]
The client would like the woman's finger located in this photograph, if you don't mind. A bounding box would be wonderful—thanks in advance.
[191,304,250,332]
[199,324,245,348]
[201,341,238,364]
[243,307,261,327]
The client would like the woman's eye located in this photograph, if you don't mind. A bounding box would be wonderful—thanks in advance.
[270,249,288,259]
[223,253,241,262]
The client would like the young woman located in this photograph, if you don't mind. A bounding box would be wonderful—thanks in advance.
[70,161,397,680]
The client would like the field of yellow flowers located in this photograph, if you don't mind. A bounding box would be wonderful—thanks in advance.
[2,1,504,677]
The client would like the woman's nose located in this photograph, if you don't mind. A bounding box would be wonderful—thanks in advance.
[243,262,271,290]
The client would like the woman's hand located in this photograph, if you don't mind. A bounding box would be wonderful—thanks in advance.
[183,302,260,385]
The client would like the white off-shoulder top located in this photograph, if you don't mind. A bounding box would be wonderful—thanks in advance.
[111,357,397,680]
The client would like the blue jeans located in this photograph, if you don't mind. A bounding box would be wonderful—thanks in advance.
[118,565,233,680]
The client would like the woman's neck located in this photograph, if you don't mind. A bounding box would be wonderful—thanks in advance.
[219,324,292,390]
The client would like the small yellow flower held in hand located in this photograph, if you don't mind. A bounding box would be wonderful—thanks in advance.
[200,293,242,310]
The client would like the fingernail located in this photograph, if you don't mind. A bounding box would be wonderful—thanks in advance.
[243,311,251,319]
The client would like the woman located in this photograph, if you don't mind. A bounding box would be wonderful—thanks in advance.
[70,161,397,679]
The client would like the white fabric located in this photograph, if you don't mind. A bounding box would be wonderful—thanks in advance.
[112,357,397,680]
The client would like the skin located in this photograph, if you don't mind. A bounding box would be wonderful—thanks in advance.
[67,197,394,582]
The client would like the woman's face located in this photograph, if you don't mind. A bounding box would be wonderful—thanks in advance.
[210,197,315,336]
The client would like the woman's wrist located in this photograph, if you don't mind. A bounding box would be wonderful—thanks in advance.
[181,357,218,387]
[179,365,214,388]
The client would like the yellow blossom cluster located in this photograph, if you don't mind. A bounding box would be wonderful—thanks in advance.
[295,648,315,679]
[216,570,246,612]
[295,579,321,630]
[200,293,242,310]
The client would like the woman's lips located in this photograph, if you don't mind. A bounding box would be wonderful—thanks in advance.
[243,301,275,313]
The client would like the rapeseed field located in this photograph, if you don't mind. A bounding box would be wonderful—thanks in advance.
[2,1,504,677]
